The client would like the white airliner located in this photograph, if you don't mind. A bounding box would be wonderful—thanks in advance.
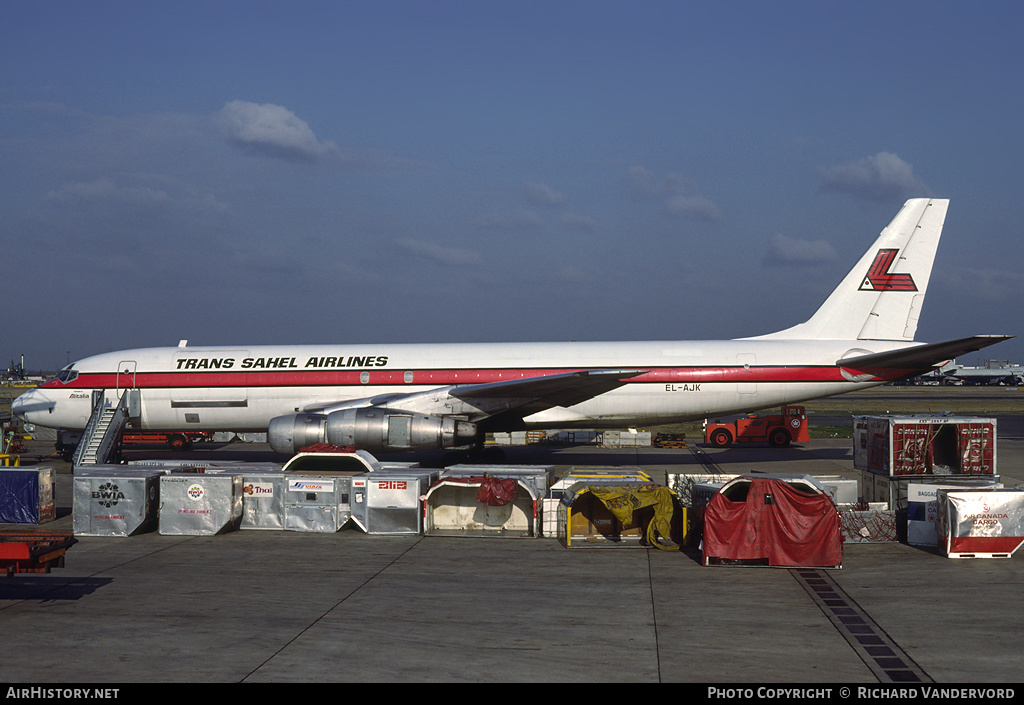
[13,198,1011,456]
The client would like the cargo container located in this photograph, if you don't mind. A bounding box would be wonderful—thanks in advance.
[350,469,439,534]
[239,470,289,530]
[600,430,652,448]
[284,474,358,532]
[158,474,242,535]
[936,488,1024,558]
[862,469,1003,512]
[443,465,555,497]
[907,479,1003,546]
[853,415,996,477]
[556,480,682,548]
[424,475,541,538]
[73,470,160,536]
[0,467,56,524]
[543,468,654,538]
[701,474,842,567]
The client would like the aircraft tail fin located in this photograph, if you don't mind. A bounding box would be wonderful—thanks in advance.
[753,198,948,341]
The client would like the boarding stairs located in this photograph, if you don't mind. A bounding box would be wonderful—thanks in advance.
[72,390,130,468]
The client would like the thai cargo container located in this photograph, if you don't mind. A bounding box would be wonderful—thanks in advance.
[239,470,289,530]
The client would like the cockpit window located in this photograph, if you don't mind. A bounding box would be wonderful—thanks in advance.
[56,366,79,384]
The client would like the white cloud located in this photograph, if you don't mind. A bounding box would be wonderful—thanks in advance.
[524,182,566,205]
[216,100,339,161]
[942,265,1024,302]
[664,194,720,220]
[764,233,839,266]
[818,152,929,202]
[560,212,599,232]
[625,165,720,220]
[397,238,482,266]
[474,210,543,229]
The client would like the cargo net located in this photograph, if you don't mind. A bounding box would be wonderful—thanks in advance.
[839,504,898,543]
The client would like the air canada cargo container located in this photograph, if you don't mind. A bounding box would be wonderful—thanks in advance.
[159,474,243,535]
[907,479,1003,546]
[936,488,1024,558]
[73,470,160,536]
[0,467,56,524]
[853,415,996,477]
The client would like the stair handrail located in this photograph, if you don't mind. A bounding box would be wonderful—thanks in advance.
[72,390,129,468]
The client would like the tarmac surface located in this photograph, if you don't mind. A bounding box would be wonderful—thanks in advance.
[1,421,1023,685]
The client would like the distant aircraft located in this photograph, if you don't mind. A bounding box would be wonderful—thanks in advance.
[938,361,1024,386]
[13,198,1012,458]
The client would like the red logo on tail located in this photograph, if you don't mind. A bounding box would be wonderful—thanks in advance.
[859,249,917,291]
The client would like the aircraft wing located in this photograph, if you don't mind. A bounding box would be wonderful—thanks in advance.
[450,368,648,408]
[303,368,648,418]
[837,335,1014,371]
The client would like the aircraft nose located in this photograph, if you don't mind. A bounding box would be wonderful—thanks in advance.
[11,389,49,422]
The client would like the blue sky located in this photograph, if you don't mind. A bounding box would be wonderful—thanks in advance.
[3,0,1022,373]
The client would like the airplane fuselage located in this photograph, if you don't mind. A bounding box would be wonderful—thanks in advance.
[17,338,918,434]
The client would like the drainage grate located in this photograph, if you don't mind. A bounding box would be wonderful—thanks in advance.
[792,569,933,683]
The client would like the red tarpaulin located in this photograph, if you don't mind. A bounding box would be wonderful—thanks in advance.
[702,477,843,567]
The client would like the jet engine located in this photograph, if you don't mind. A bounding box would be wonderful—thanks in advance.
[268,408,477,455]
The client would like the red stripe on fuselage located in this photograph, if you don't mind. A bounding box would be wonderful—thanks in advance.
[41,364,919,390]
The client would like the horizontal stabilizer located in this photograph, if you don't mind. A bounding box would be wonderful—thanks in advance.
[837,335,1014,371]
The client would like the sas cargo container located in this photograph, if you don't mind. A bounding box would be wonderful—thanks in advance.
[853,415,996,477]
[284,474,357,532]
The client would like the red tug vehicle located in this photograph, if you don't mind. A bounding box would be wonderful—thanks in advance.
[704,405,809,448]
